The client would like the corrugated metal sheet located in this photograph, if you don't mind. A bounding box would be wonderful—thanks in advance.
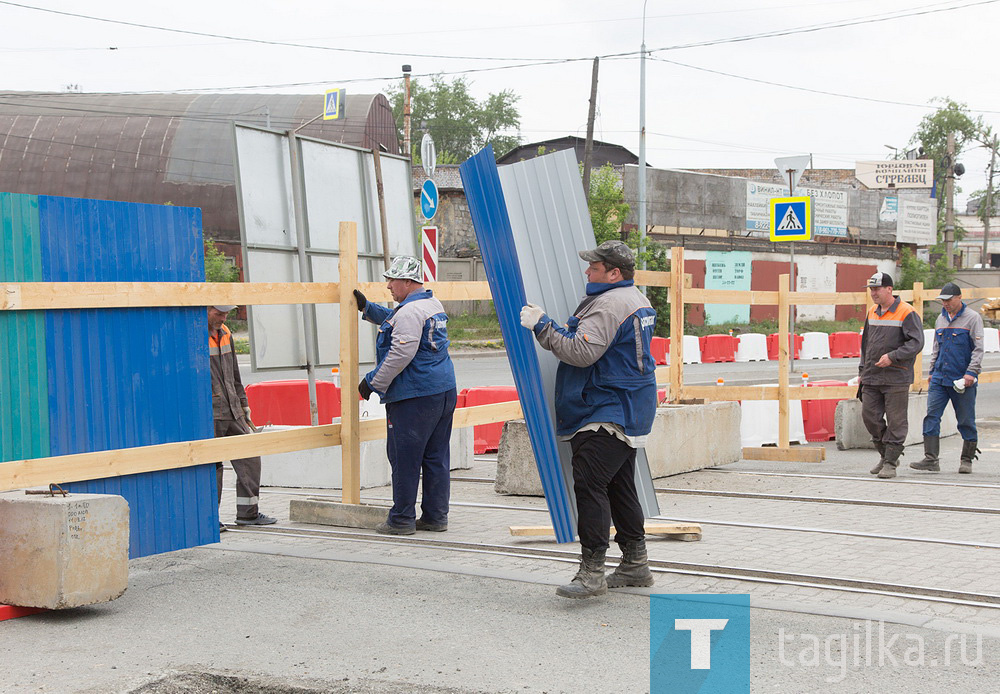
[459,146,576,543]
[36,196,217,558]
[497,149,660,519]
[0,193,50,463]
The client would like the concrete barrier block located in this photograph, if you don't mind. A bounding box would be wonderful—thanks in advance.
[0,492,129,609]
[495,403,742,496]
[260,423,473,489]
[289,499,389,528]
[835,393,958,450]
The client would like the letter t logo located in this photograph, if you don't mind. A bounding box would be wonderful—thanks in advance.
[674,619,729,669]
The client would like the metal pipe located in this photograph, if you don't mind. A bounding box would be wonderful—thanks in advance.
[637,2,648,273]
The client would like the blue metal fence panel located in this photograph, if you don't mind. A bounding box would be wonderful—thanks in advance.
[498,150,660,517]
[0,193,50,464]
[459,147,575,543]
[38,196,217,557]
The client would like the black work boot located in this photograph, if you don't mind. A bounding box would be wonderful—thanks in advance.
[556,547,608,599]
[607,539,655,588]
[960,439,980,474]
[869,441,887,476]
[878,443,903,479]
[910,436,940,472]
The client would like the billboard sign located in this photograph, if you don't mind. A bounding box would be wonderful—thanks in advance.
[856,160,933,189]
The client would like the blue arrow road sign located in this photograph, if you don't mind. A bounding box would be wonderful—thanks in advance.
[421,179,439,221]
[769,196,811,242]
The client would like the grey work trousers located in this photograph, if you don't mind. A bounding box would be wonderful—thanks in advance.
[213,418,262,521]
[861,384,910,447]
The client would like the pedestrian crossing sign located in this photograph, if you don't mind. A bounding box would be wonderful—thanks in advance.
[769,196,812,242]
[323,88,344,120]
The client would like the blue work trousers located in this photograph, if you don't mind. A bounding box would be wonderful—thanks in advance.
[385,388,457,528]
[923,381,977,441]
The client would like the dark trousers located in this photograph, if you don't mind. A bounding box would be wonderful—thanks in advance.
[861,384,910,446]
[385,389,457,528]
[213,418,262,520]
[923,382,978,440]
[570,429,645,552]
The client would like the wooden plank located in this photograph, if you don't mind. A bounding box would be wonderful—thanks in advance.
[685,288,779,304]
[452,400,523,429]
[0,282,338,310]
[357,280,493,302]
[509,522,702,537]
[339,221,361,505]
[669,247,684,402]
[634,269,672,288]
[683,385,857,401]
[742,446,826,462]
[912,282,924,389]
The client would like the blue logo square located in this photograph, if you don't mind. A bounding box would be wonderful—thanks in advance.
[650,594,751,693]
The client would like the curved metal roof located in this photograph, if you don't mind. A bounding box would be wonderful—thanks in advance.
[0,91,400,240]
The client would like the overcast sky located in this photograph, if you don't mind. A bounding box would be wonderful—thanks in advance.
[2,0,998,207]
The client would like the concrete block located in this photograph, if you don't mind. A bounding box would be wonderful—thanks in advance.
[0,493,128,609]
[835,394,958,449]
[495,403,742,496]
[260,423,472,489]
[289,499,389,528]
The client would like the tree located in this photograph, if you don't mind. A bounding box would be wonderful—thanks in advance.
[204,238,239,283]
[909,98,980,215]
[897,247,952,291]
[386,76,521,161]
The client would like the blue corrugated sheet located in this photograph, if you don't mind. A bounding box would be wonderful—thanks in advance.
[35,195,217,557]
[459,147,575,543]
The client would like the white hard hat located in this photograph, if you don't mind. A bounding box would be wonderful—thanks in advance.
[383,256,423,282]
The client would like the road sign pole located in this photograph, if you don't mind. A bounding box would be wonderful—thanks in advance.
[787,169,796,375]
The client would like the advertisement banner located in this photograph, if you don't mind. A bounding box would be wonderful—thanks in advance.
[746,181,847,237]
[896,198,937,246]
[856,160,933,189]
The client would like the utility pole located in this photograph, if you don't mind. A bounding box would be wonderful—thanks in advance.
[581,57,600,197]
[402,65,412,160]
[982,135,997,268]
[638,0,648,272]
[945,132,956,268]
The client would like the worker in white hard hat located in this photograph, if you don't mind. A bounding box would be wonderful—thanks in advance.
[352,256,457,535]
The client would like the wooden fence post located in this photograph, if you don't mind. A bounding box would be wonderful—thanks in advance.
[912,281,924,391]
[778,274,790,448]
[670,246,684,401]
[339,221,361,504]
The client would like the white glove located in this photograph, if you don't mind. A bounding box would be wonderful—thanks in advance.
[520,304,545,330]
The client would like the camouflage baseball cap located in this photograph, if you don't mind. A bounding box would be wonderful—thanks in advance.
[578,240,635,270]
[383,255,423,282]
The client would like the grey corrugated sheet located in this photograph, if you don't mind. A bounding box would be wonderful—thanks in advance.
[498,149,660,518]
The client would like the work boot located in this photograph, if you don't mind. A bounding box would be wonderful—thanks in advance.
[910,436,940,472]
[877,443,903,479]
[869,441,887,475]
[960,439,980,474]
[606,539,655,588]
[556,547,608,599]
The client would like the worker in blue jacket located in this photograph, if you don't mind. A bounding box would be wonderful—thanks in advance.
[912,283,983,474]
[353,256,457,534]
[521,240,657,599]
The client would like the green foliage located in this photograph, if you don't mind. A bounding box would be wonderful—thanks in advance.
[448,309,504,344]
[897,247,952,291]
[587,164,630,244]
[204,238,239,283]
[387,76,521,161]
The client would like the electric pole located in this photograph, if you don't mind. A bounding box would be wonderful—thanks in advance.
[982,135,997,267]
[945,132,956,268]
[582,57,599,196]
[402,65,412,160]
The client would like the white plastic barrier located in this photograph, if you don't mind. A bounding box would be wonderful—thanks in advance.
[735,333,768,362]
[682,334,702,364]
[984,327,1000,353]
[799,332,831,360]
[740,396,806,448]
[922,328,935,356]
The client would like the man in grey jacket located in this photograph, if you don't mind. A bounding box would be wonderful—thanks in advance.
[912,283,983,473]
[859,273,924,479]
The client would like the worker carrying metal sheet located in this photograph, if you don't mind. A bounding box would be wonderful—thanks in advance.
[520,240,658,599]
[208,305,277,530]
[354,255,458,535]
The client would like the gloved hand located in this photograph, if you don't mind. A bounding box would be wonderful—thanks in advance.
[520,304,545,330]
[243,406,252,422]
[359,379,373,400]
[353,289,367,311]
